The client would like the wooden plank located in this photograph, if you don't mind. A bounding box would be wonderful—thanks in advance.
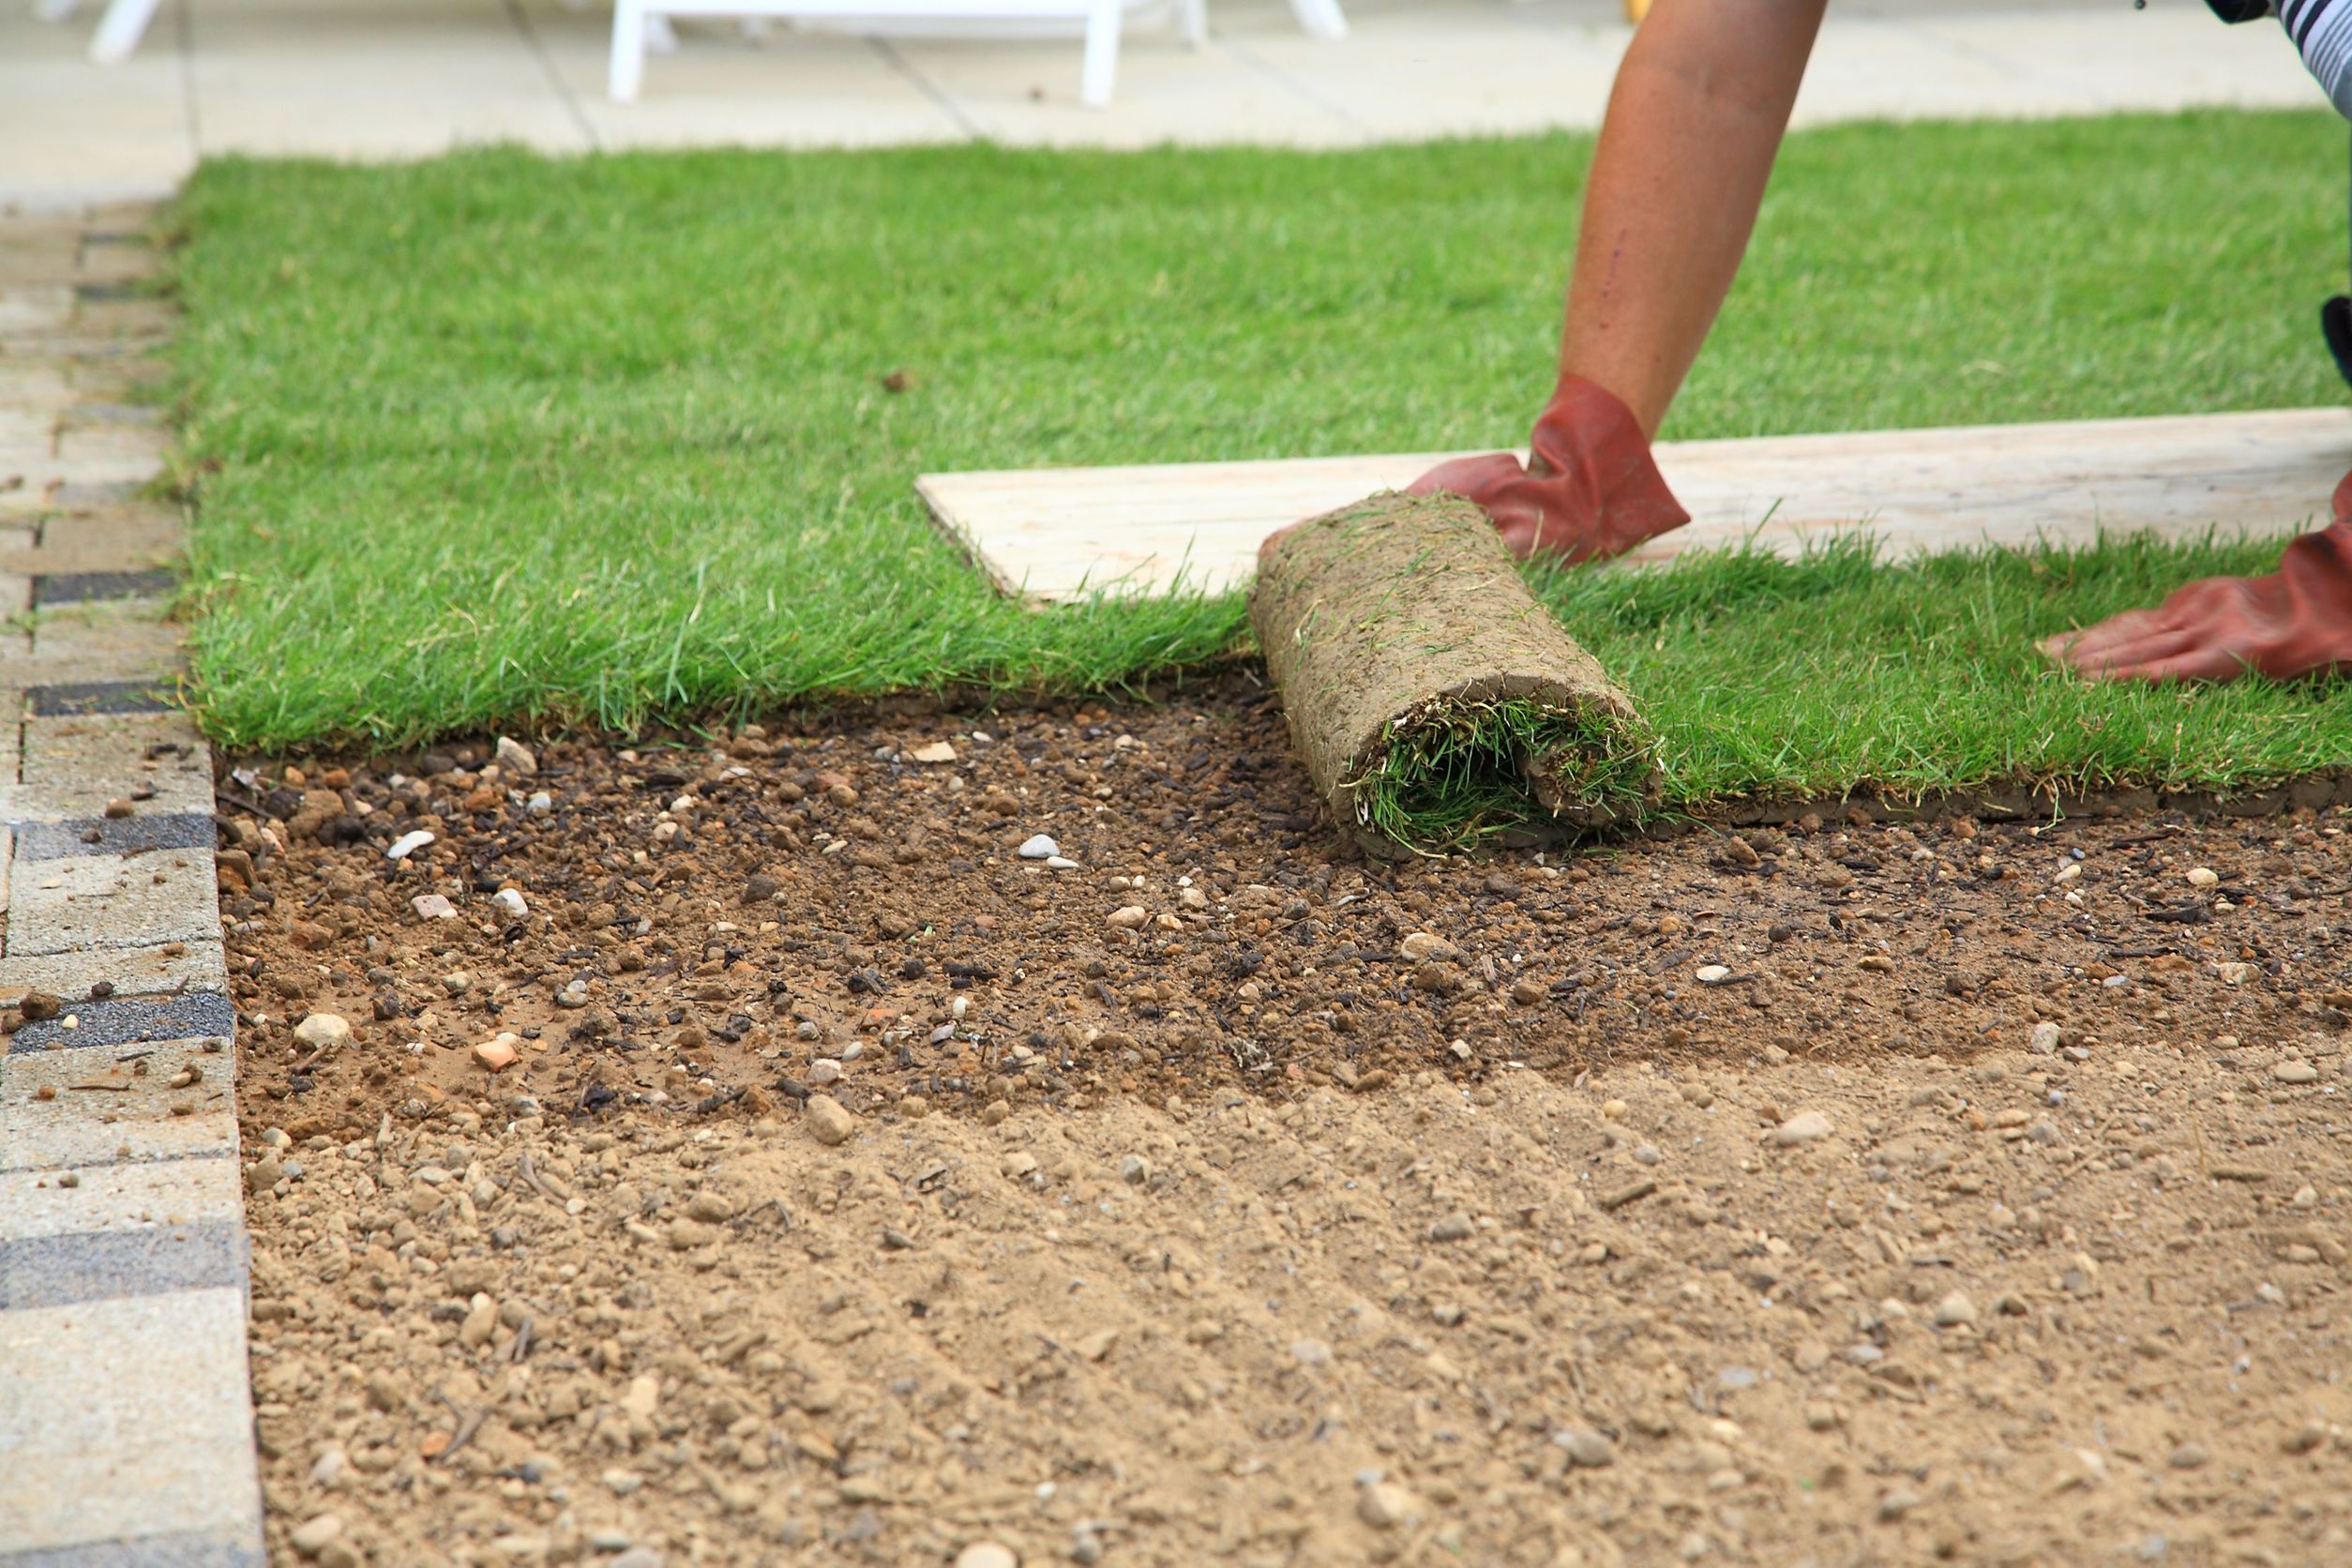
[917,407,2352,603]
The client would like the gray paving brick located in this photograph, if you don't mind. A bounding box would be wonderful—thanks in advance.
[0,284,74,335]
[48,424,164,488]
[27,602,180,685]
[0,1289,264,1560]
[0,1151,239,1244]
[0,1218,243,1310]
[33,571,173,607]
[9,850,216,957]
[17,813,213,862]
[9,992,234,1054]
[22,501,180,560]
[0,1037,239,1174]
[11,713,209,822]
[26,681,172,717]
[0,940,226,1005]
[0,1531,266,1568]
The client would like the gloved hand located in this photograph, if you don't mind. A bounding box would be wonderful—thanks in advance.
[2041,471,2352,683]
[1408,373,1690,563]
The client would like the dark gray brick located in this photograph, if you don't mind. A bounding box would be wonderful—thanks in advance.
[33,571,175,607]
[9,992,234,1054]
[15,813,213,861]
[26,681,172,716]
[0,1542,262,1568]
[0,1219,245,1311]
[0,1537,264,1568]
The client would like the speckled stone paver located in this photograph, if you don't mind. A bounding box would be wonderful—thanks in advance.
[0,208,262,1568]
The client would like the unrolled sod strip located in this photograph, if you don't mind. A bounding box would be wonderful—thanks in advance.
[1249,491,1657,856]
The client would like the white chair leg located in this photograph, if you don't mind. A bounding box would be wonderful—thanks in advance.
[87,0,162,62]
[1176,0,1205,48]
[1287,0,1344,39]
[610,0,647,100]
[1079,0,1120,107]
[644,11,677,52]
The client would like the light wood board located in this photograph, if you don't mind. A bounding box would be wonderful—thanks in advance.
[918,407,2352,602]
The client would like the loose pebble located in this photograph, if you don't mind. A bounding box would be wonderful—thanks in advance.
[384,829,436,861]
[294,1013,352,1050]
[805,1093,855,1145]
[1357,1481,1423,1529]
[1773,1111,1832,1146]
[1018,835,1059,859]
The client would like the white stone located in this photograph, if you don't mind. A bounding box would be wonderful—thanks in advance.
[909,741,957,763]
[1933,1290,1977,1327]
[1357,1482,1422,1529]
[384,829,435,861]
[1773,1110,1832,1146]
[1046,856,1080,869]
[954,1545,1018,1568]
[294,1013,352,1050]
[2187,867,2220,888]
[1018,834,1059,859]
[2029,1021,2062,1054]
[1696,964,1732,985]
[412,893,457,920]
[495,736,538,776]
[290,1515,345,1556]
[1399,931,1459,964]
[492,888,529,919]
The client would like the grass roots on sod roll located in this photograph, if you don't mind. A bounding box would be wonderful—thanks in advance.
[1249,492,1657,856]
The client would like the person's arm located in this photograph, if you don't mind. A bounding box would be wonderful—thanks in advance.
[1410,0,1828,561]
[1565,0,1829,435]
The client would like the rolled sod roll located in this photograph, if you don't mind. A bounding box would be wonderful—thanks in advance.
[1249,491,1656,856]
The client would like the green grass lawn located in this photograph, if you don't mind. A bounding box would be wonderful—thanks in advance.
[172,109,2352,803]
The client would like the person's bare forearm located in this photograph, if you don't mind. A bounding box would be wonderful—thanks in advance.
[1562,0,1827,436]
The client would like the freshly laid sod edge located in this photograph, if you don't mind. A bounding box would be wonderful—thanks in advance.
[1251,493,1655,855]
[171,109,2352,807]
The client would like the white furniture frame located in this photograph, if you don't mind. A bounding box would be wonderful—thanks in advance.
[610,0,1346,109]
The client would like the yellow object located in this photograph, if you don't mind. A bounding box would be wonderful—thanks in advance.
[1623,0,1651,22]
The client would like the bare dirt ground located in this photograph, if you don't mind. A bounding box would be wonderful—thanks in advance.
[206,680,2352,1566]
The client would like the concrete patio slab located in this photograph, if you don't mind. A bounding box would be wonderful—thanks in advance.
[188,0,588,158]
[526,3,970,147]
[7,0,2339,208]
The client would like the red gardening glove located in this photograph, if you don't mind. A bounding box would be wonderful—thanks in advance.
[2041,470,2352,683]
[1408,373,1690,563]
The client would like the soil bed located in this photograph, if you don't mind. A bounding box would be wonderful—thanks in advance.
[217,678,2352,1566]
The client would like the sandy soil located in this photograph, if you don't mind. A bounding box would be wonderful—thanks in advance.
[205,685,2352,1566]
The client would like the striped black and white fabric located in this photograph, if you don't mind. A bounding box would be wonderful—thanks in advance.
[2211,0,2352,117]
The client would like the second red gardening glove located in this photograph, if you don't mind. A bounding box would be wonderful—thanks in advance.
[2041,470,2352,684]
[1408,372,1690,564]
